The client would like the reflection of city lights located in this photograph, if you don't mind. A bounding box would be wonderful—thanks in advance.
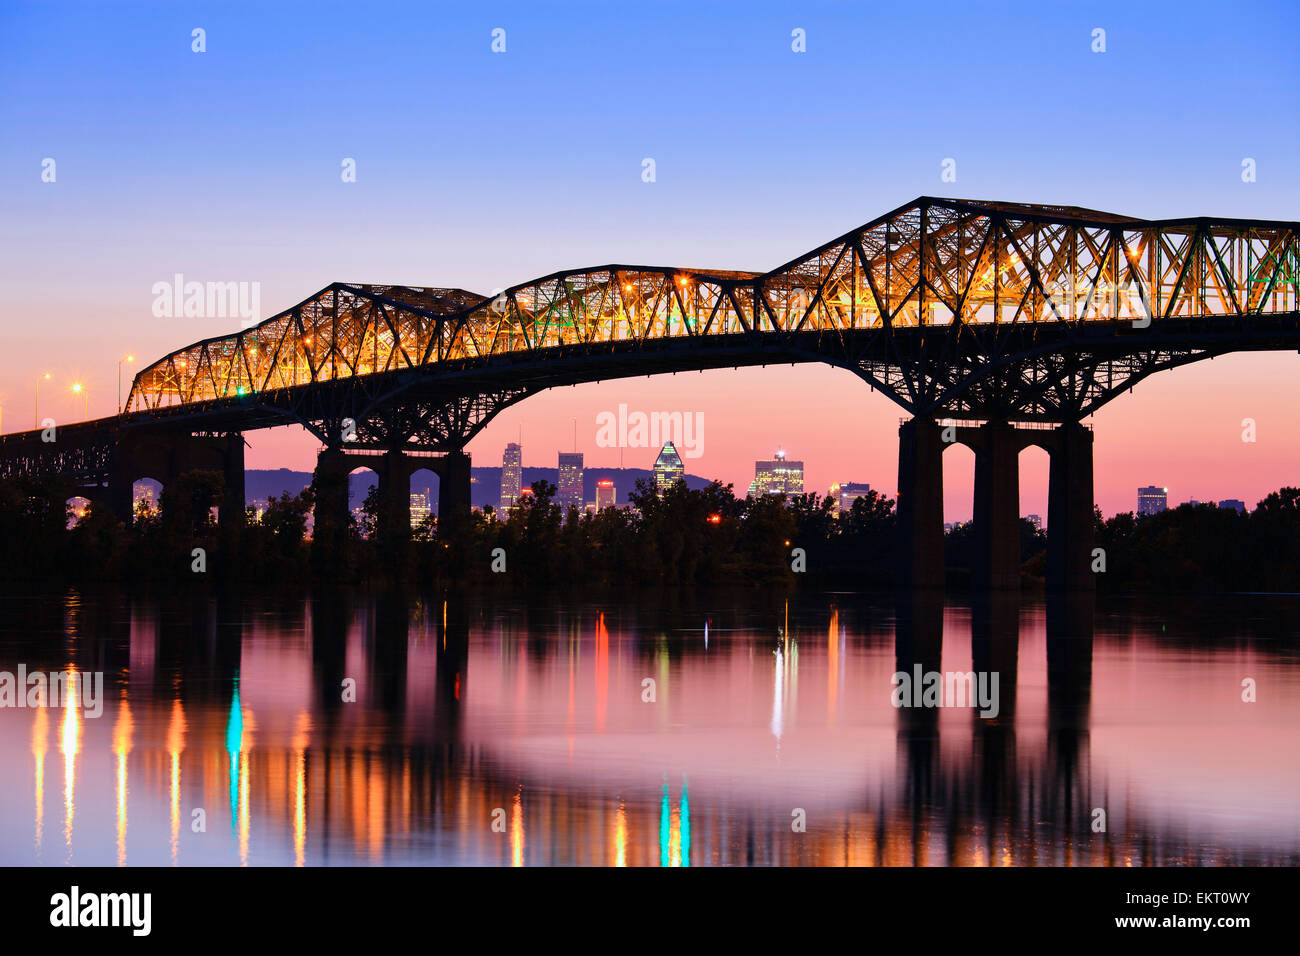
[61,676,80,857]
[114,697,133,867]
[32,707,48,854]
[510,790,525,866]
[167,698,186,865]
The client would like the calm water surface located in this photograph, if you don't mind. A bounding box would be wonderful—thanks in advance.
[1,587,1297,866]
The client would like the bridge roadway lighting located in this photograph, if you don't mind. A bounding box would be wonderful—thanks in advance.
[118,354,134,413]
[34,373,52,429]
[71,382,87,419]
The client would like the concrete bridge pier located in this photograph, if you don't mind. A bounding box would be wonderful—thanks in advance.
[1045,423,1095,595]
[218,436,245,540]
[436,450,472,535]
[969,422,1022,591]
[376,448,412,549]
[896,418,944,592]
[311,446,352,564]
[105,432,245,535]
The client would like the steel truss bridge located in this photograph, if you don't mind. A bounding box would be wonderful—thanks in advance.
[2,197,1297,588]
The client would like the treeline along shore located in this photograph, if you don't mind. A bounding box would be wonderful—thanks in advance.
[2,471,1299,594]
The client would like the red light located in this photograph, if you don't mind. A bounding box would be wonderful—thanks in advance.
[707,513,721,524]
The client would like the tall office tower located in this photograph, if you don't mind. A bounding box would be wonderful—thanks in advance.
[410,492,431,528]
[1137,485,1168,515]
[652,442,685,496]
[558,452,584,512]
[750,449,804,496]
[500,442,522,510]
[834,481,871,513]
[595,479,616,510]
[1218,499,1246,514]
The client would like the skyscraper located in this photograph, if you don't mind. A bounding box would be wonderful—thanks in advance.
[750,449,804,496]
[1137,486,1168,515]
[558,452,584,512]
[595,479,616,510]
[500,442,522,510]
[410,492,431,528]
[652,442,685,496]
[833,481,871,513]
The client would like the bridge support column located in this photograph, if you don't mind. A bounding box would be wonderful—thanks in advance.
[107,456,135,526]
[437,450,472,536]
[971,422,1021,591]
[377,448,411,550]
[218,435,245,539]
[896,418,944,592]
[311,447,352,567]
[1046,423,1095,594]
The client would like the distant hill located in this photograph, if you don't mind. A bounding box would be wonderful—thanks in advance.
[244,466,720,512]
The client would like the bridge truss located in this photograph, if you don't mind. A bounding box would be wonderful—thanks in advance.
[119,197,1298,436]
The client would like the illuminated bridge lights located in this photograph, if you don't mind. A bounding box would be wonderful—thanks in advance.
[116,197,1297,421]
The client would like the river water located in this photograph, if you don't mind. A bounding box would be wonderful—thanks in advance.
[1,587,1296,866]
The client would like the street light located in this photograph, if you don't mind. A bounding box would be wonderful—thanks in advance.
[34,373,51,429]
[71,382,87,419]
[118,354,135,413]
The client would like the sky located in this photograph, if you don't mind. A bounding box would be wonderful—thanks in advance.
[1,0,1298,520]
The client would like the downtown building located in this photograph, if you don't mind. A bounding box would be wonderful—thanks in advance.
[1137,485,1168,516]
[749,449,803,497]
[499,442,522,510]
[1218,499,1246,514]
[595,478,616,510]
[831,481,871,513]
[410,492,431,528]
[653,442,685,496]
[558,452,584,512]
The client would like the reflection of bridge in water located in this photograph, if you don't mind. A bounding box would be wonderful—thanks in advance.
[15,589,1294,866]
[2,198,1298,590]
